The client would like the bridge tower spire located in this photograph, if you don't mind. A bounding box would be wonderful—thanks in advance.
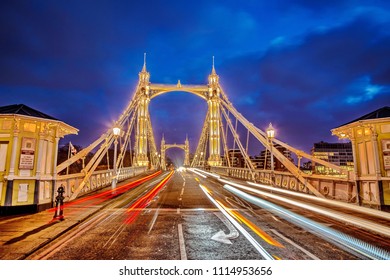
[207,57,222,166]
[134,54,151,166]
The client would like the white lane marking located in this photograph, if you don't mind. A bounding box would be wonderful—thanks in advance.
[270,229,320,260]
[180,187,185,196]
[148,208,160,234]
[177,208,180,214]
[212,212,239,244]
[199,184,274,260]
[271,215,280,222]
[178,223,187,260]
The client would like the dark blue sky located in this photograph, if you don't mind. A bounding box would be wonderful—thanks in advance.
[1,0,389,161]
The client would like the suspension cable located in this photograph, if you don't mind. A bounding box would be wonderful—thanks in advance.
[220,104,256,180]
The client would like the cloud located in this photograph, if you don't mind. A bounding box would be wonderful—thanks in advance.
[219,14,390,152]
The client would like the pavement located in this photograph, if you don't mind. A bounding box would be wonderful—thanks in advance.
[0,173,150,260]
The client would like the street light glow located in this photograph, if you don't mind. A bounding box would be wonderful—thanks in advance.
[266,123,275,139]
[113,127,121,136]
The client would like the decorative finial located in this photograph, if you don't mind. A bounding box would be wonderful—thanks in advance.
[211,56,216,74]
[142,52,147,71]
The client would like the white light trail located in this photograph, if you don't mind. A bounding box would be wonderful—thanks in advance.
[224,184,390,260]
[188,168,207,178]
[219,179,390,238]
[193,168,221,179]
[198,184,275,260]
[246,181,390,221]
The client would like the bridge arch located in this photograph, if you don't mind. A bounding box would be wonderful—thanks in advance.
[149,82,209,101]
[134,62,222,168]
[160,136,190,170]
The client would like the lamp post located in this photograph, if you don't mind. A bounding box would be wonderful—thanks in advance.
[112,126,121,190]
[266,123,275,185]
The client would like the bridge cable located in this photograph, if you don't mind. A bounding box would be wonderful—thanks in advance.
[218,92,324,198]
[219,111,231,168]
[220,104,256,180]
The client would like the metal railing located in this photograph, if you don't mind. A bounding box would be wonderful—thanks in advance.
[210,166,361,205]
[56,166,147,201]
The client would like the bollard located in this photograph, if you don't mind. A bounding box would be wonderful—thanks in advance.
[53,185,65,220]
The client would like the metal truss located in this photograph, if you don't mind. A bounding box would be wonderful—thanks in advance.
[191,110,209,167]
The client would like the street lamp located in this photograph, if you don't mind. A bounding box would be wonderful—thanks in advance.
[266,123,275,185]
[112,126,121,191]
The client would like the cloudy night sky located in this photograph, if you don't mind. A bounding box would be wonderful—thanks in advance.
[1,0,389,161]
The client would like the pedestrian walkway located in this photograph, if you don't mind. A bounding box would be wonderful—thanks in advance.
[0,172,152,260]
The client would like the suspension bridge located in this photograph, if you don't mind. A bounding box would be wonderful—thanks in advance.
[1,57,389,261]
[57,56,354,203]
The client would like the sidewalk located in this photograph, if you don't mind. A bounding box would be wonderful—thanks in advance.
[0,173,151,260]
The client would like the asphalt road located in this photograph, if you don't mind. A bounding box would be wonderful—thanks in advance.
[26,169,390,260]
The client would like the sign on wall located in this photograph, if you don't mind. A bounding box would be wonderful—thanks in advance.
[17,183,28,202]
[19,137,36,170]
[382,139,390,170]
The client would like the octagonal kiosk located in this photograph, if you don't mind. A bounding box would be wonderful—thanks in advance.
[0,104,78,214]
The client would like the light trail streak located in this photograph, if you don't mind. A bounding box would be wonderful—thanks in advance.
[47,171,162,220]
[188,168,207,178]
[220,179,390,238]
[192,168,220,179]
[224,184,390,260]
[124,171,174,224]
[227,209,284,248]
[246,181,390,221]
[198,184,275,260]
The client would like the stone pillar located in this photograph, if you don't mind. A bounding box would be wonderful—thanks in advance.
[370,127,382,179]
[8,120,20,177]
[349,131,361,205]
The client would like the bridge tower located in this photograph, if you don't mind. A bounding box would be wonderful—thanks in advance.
[134,55,150,167]
[160,135,190,170]
[207,59,222,166]
[133,55,222,168]
[184,134,190,166]
[160,135,166,170]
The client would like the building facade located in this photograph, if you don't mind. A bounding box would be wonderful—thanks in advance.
[0,104,77,214]
[311,141,354,175]
[331,106,390,210]
[227,149,245,168]
[253,144,293,171]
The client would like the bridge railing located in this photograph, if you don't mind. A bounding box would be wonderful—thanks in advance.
[210,166,360,205]
[56,166,147,201]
